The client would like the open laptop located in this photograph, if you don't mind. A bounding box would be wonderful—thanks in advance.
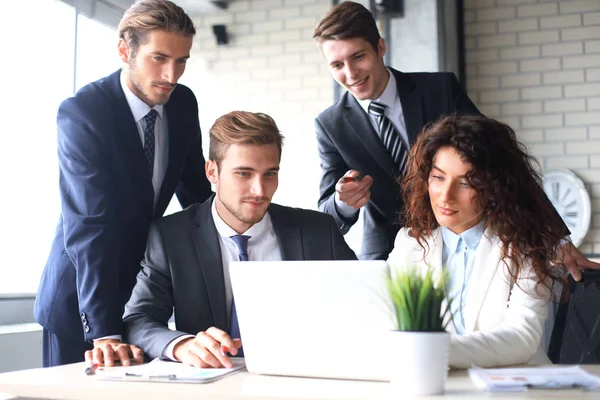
[229,260,396,381]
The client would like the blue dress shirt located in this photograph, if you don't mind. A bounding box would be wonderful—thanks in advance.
[441,219,487,335]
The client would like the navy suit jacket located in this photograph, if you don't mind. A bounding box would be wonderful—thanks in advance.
[316,69,480,260]
[34,70,213,341]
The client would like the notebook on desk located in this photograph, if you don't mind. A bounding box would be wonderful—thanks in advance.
[229,260,396,381]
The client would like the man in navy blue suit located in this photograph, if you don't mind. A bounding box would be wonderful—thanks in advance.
[34,0,212,367]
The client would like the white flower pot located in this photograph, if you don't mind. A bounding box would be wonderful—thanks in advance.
[388,331,450,396]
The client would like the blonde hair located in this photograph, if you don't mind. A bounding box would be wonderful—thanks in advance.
[209,111,284,169]
[118,0,195,56]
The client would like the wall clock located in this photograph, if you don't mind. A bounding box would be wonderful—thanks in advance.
[542,169,591,247]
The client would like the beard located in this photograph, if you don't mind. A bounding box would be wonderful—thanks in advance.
[127,58,173,106]
[218,194,270,226]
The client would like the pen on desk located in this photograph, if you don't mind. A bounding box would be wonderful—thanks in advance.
[84,363,99,376]
[342,176,362,183]
[125,372,177,380]
[220,346,229,356]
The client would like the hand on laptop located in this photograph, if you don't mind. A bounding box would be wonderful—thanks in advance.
[173,327,242,368]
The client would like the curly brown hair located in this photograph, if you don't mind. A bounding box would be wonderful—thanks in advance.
[402,114,566,290]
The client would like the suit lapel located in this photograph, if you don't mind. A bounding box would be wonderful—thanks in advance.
[427,230,457,333]
[155,91,187,216]
[428,230,444,283]
[269,205,304,261]
[393,69,424,145]
[107,70,154,215]
[464,228,501,333]
[344,95,397,178]
[192,198,228,329]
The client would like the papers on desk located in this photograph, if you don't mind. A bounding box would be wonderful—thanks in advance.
[96,358,246,383]
[468,366,600,392]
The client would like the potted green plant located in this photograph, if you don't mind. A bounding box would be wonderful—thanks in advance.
[385,264,453,395]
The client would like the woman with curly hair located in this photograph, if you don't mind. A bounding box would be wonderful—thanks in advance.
[387,115,567,368]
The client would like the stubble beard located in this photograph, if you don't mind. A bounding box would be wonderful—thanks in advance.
[128,58,168,106]
[218,193,269,226]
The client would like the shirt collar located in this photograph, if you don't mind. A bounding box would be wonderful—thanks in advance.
[441,218,486,254]
[356,68,398,115]
[119,69,164,123]
[210,197,271,242]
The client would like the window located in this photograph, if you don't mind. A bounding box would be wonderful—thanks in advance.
[0,0,119,294]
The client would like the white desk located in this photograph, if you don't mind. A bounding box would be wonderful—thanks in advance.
[1,363,599,399]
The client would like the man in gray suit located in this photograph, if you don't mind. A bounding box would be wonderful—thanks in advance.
[119,111,357,368]
[313,2,480,261]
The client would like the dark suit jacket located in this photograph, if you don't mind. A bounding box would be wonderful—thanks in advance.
[316,68,480,260]
[34,70,213,342]
[123,197,357,359]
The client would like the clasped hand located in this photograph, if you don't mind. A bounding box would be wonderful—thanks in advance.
[85,339,144,367]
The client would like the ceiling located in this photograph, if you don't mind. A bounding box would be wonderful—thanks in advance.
[105,0,229,16]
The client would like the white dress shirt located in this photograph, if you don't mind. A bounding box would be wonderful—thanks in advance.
[162,198,282,360]
[96,73,171,343]
[335,68,409,218]
[120,70,169,209]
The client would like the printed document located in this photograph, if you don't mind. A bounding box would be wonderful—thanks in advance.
[468,365,600,392]
[97,358,246,383]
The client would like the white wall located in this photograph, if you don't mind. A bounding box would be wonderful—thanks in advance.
[390,0,440,72]
[0,327,41,373]
[464,0,600,253]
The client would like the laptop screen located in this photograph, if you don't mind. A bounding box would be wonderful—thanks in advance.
[229,260,395,381]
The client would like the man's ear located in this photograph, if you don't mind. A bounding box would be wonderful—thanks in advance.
[377,37,387,59]
[118,38,130,63]
[206,160,219,185]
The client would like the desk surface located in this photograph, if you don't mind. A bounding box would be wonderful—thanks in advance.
[1,363,599,400]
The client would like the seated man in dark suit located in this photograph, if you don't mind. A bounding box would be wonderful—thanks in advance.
[116,111,357,368]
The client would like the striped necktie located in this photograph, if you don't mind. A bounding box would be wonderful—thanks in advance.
[143,109,158,178]
[368,101,408,173]
[228,234,250,357]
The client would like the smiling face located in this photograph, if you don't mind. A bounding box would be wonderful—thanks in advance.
[428,146,484,234]
[320,37,389,101]
[206,143,280,234]
[118,29,192,106]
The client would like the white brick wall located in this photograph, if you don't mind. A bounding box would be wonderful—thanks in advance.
[465,0,600,252]
[180,0,331,210]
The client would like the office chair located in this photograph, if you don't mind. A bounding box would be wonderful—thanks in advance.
[548,270,600,364]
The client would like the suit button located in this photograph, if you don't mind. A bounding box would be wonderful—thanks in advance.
[84,325,90,333]
[80,312,86,320]
[82,318,88,325]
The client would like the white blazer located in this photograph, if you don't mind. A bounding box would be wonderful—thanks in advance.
[387,227,551,368]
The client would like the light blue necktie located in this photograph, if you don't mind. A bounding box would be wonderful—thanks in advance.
[143,109,158,177]
[229,235,250,357]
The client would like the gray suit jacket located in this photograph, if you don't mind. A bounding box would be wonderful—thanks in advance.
[316,69,480,260]
[123,197,357,359]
